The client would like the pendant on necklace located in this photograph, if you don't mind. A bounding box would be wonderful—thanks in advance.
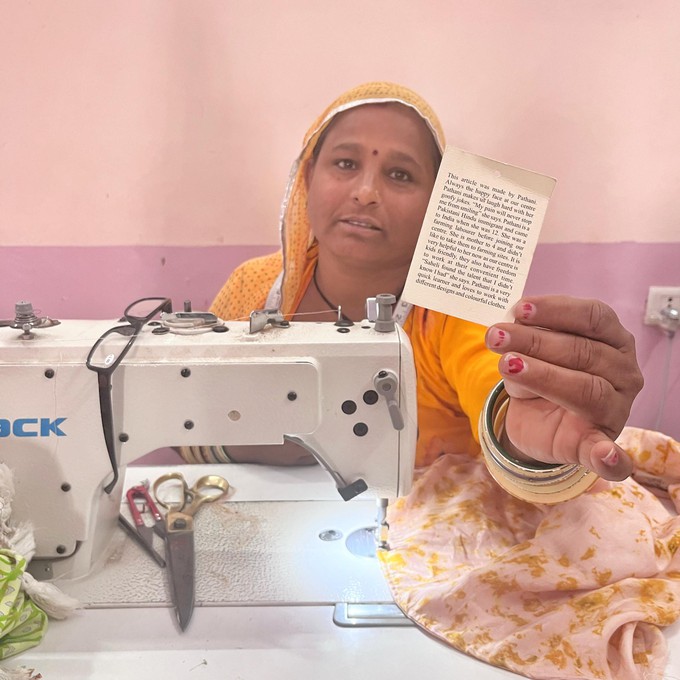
[312,266,353,324]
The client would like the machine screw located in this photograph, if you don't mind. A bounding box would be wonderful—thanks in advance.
[287,391,297,401]
[56,545,67,555]
[181,368,191,378]
[184,420,194,430]
[44,368,55,379]
[61,483,71,492]
[119,433,129,442]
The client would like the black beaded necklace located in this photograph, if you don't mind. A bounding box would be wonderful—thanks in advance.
[312,265,405,323]
[312,266,352,322]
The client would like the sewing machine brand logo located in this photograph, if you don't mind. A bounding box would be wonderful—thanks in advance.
[0,418,67,437]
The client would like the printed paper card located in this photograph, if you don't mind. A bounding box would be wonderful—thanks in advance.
[402,146,556,327]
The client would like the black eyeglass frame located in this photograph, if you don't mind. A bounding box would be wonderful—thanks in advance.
[86,297,172,493]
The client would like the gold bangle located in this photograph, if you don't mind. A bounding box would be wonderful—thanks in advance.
[479,381,599,504]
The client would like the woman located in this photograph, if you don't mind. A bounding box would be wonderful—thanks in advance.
[187,83,680,680]
[200,81,641,487]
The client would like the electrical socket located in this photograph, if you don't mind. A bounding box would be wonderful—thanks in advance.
[644,286,680,326]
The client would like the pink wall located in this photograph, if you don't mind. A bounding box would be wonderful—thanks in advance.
[1,1,679,247]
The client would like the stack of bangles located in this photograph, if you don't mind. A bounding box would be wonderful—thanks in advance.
[180,445,232,464]
[479,381,599,504]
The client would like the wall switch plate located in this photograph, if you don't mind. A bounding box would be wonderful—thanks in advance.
[644,286,680,325]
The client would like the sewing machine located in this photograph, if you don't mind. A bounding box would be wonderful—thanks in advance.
[0,298,416,581]
[4,300,680,680]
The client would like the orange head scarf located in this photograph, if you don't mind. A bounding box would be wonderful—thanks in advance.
[272,82,446,314]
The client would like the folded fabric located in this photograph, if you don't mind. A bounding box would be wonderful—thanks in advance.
[0,550,47,661]
[0,461,78,678]
[379,426,680,680]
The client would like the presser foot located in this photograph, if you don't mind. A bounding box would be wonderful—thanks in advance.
[345,522,391,557]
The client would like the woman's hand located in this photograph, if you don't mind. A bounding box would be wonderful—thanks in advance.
[485,296,644,481]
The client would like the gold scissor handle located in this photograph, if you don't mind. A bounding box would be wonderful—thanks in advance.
[152,472,190,513]
[185,475,230,515]
[152,472,229,517]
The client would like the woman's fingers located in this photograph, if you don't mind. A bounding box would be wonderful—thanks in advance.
[486,296,643,435]
[486,325,633,392]
[496,351,629,438]
[586,438,632,481]
[486,297,641,394]
[485,295,644,481]
[511,296,634,349]
[503,394,634,481]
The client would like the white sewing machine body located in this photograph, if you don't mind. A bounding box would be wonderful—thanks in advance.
[0,314,416,581]
[3,309,680,680]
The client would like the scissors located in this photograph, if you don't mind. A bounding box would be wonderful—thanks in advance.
[152,472,230,631]
[119,483,167,568]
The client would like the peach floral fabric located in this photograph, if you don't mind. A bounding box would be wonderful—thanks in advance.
[379,427,680,679]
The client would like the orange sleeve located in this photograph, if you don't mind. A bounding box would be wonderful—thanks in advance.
[407,309,500,466]
[437,315,501,443]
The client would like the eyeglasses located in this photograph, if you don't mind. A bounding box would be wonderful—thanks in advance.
[86,297,172,493]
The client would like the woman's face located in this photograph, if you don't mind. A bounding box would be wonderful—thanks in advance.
[305,103,438,272]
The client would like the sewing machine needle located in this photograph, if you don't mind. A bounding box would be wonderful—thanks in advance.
[375,499,389,550]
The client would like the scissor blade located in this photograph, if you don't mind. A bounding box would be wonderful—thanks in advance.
[118,515,166,568]
[165,526,195,631]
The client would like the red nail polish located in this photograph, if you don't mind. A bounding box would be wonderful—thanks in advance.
[521,302,535,320]
[507,356,525,374]
[489,328,508,348]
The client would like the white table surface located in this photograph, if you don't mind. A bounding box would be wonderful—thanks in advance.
[8,465,680,679]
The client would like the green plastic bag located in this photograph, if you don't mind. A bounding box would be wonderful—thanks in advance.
[0,551,47,661]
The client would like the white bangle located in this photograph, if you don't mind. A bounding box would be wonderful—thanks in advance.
[479,381,599,504]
